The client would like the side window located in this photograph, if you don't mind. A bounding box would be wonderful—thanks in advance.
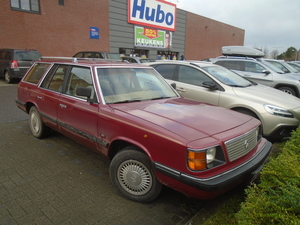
[75,52,83,58]
[41,65,68,92]
[245,62,265,73]
[23,63,51,84]
[85,53,94,58]
[66,67,94,99]
[5,51,12,60]
[216,61,243,71]
[94,53,104,58]
[0,51,5,60]
[178,66,212,86]
[154,64,176,80]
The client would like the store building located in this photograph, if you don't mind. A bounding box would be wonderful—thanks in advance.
[1,0,244,60]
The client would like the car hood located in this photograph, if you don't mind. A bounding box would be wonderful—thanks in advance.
[111,98,253,141]
[232,84,300,109]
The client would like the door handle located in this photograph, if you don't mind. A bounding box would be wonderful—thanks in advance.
[59,104,67,108]
[176,87,186,92]
[37,96,43,100]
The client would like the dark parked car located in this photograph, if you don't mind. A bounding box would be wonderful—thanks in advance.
[73,51,121,60]
[0,48,41,83]
[16,58,272,202]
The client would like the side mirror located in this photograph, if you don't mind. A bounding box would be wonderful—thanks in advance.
[171,83,176,89]
[202,81,218,90]
[262,70,270,75]
[76,87,97,103]
[282,68,289,73]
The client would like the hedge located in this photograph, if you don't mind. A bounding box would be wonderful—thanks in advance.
[235,128,300,224]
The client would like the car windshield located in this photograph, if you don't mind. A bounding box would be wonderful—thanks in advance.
[281,61,299,73]
[260,61,285,73]
[97,67,178,104]
[202,65,253,87]
[15,50,41,61]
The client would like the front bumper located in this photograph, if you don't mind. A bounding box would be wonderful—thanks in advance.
[154,140,272,192]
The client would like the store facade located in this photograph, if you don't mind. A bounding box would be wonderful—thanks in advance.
[1,0,244,60]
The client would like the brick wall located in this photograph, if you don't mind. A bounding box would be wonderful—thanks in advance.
[0,1,244,59]
[0,0,110,56]
[185,12,245,60]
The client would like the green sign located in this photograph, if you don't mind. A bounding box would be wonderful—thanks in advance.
[134,26,171,49]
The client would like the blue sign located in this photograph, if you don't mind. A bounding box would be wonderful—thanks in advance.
[90,27,99,39]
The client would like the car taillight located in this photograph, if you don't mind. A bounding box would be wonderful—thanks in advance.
[10,60,19,68]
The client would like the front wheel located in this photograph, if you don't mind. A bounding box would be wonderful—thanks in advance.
[109,147,162,202]
[278,86,296,96]
[29,106,50,138]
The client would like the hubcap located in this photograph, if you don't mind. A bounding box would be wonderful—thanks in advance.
[118,160,152,195]
[5,72,10,83]
[31,112,40,133]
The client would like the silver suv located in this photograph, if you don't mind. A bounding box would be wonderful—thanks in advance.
[213,57,300,96]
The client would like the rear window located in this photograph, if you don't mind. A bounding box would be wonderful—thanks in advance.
[23,63,51,84]
[15,50,41,61]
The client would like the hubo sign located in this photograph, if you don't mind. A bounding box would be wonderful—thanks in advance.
[128,0,176,31]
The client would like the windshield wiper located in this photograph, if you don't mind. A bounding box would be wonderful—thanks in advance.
[110,99,142,104]
[151,96,171,100]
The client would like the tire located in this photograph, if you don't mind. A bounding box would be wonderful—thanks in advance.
[109,147,162,203]
[29,106,50,138]
[4,71,12,84]
[278,86,296,96]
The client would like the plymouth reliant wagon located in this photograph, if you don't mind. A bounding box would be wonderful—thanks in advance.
[16,58,272,202]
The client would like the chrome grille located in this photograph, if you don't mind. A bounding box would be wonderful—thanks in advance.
[225,127,258,162]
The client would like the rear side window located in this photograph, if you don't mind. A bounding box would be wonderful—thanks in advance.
[216,61,244,71]
[23,63,51,84]
[15,50,41,61]
[0,51,7,60]
[153,64,177,80]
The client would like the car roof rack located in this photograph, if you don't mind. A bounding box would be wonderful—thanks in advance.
[216,56,257,61]
[41,56,123,63]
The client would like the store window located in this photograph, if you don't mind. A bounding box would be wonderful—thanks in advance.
[11,0,40,13]
[157,51,178,60]
[119,48,149,58]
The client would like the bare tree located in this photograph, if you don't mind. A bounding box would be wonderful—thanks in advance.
[271,49,278,59]
[263,47,269,58]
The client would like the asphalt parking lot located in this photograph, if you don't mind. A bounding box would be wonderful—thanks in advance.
[0,80,209,224]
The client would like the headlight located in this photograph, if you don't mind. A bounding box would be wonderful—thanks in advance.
[256,125,263,142]
[264,104,293,118]
[187,146,225,171]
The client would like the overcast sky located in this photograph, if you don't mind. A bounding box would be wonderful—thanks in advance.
[174,0,300,54]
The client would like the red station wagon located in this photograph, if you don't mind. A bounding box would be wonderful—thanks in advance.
[16,58,272,202]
